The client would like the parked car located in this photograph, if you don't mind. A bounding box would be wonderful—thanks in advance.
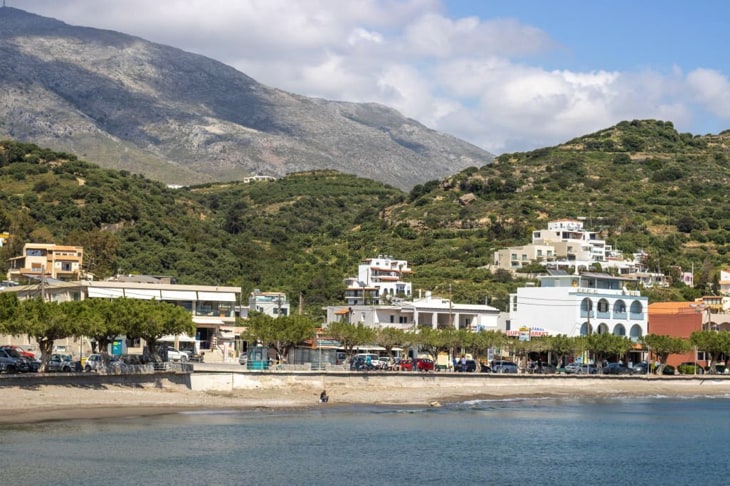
[84,354,124,372]
[415,358,435,371]
[455,359,477,372]
[490,360,519,374]
[159,346,189,362]
[47,354,79,372]
[602,362,632,375]
[564,362,598,374]
[0,345,35,359]
[0,348,31,373]
[529,363,556,374]
[633,362,650,374]
[350,356,376,371]
[376,356,393,370]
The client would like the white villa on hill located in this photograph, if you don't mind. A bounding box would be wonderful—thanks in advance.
[344,255,412,305]
[508,270,648,339]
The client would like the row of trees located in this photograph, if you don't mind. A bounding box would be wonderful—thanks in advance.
[243,318,730,373]
[0,294,194,370]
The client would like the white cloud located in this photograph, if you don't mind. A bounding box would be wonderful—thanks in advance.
[686,68,730,119]
[15,0,730,154]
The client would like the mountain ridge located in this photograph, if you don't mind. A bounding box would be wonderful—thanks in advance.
[0,7,493,190]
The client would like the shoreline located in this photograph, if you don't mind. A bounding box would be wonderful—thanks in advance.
[3,376,730,424]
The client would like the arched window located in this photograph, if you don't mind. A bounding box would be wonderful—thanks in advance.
[630,324,643,341]
[580,322,594,336]
[597,323,609,334]
[597,299,609,313]
[613,324,626,336]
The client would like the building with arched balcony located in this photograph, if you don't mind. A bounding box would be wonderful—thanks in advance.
[509,271,648,340]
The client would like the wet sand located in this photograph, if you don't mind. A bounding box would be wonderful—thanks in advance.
[2,375,729,424]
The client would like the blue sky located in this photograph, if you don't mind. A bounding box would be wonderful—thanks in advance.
[15,0,730,154]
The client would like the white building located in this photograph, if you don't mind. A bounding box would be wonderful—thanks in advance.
[248,289,290,317]
[531,219,610,262]
[344,255,412,305]
[509,271,648,340]
[0,278,241,361]
[327,291,499,331]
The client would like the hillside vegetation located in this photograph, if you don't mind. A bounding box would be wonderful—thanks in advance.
[2,120,730,316]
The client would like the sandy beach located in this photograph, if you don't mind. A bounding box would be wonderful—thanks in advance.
[2,375,730,424]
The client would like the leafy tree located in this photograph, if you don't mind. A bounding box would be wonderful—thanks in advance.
[123,299,194,360]
[690,330,730,371]
[375,327,406,359]
[242,313,318,362]
[325,321,375,360]
[74,299,128,363]
[586,333,634,366]
[5,298,80,370]
[641,334,690,373]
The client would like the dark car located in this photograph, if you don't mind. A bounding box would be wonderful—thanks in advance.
[0,348,31,373]
[633,362,650,374]
[602,362,632,375]
[455,359,477,372]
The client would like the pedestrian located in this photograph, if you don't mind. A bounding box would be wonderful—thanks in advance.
[320,390,329,403]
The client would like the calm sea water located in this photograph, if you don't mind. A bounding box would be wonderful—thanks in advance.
[2,396,729,486]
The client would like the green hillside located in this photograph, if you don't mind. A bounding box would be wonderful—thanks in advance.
[2,120,730,317]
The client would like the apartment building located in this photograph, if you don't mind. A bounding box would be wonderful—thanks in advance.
[509,270,648,339]
[344,255,412,305]
[7,243,83,282]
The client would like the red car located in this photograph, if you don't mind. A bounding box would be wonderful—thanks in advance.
[399,358,434,371]
[0,345,35,359]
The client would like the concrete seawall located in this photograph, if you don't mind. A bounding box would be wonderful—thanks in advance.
[189,370,730,393]
[3,370,729,396]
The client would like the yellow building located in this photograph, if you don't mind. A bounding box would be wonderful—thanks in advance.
[6,243,84,283]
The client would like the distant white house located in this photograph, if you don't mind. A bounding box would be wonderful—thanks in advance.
[248,289,290,317]
[344,255,412,305]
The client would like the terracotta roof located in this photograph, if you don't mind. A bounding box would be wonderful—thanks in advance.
[648,302,695,314]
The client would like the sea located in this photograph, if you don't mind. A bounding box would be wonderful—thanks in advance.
[2,395,729,486]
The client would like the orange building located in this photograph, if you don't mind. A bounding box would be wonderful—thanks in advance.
[647,302,704,367]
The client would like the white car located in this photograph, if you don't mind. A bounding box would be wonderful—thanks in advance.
[161,346,188,362]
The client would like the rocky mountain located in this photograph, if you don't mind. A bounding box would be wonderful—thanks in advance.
[0,7,492,190]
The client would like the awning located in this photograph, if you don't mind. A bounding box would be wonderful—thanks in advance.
[123,288,161,300]
[161,290,197,300]
[335,309,350,315]
[197,291,236,302]
[193,317,225,326]
[159,333,197,342]
[88,287,125,298]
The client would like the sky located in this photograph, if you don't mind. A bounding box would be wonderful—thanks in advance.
[10,0,730,155]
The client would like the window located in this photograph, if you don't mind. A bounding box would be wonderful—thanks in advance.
[389,315,395,323]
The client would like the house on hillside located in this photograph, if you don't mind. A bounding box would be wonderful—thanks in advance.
[344,255,412,305]
[248,289,290,317]
[6,243,84,282]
